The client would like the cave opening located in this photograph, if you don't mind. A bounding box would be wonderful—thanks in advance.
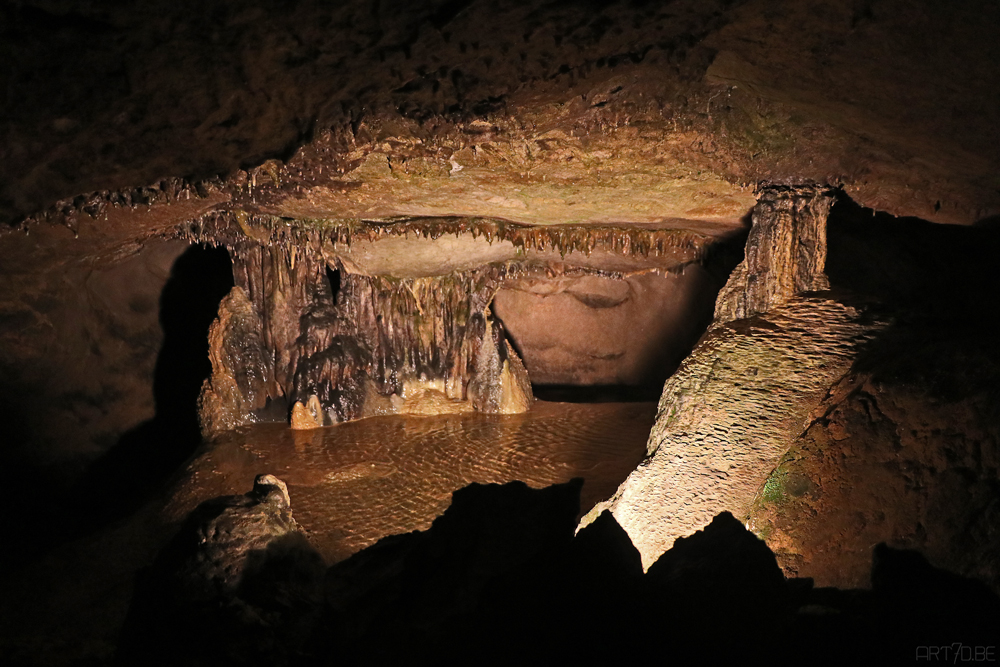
[325,265,341,305]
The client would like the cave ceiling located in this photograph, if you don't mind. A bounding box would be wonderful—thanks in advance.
[1,0,998,277]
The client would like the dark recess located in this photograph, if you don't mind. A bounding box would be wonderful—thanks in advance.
[43,244,233,554]
[121,478,1000,666]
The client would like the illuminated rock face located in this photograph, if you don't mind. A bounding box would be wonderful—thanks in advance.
[492,265,719,389]
[590,186,1000,589]
[587,185,885,568]
[590,295,883,569]
[747,360,1000,591]
[197,216,738,434]
[714,185,833,322]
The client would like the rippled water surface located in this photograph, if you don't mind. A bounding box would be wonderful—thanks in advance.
[166,400,654,563]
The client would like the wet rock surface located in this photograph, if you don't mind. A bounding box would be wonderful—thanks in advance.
[202,242,537,430]
[714,184,832,321]
[591,294,883,567]
[595,186,1000,588]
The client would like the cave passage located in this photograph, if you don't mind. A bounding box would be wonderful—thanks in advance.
[492,265,721,402]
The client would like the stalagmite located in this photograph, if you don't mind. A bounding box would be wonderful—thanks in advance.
[198,286,276,439]
[290,395,324,430]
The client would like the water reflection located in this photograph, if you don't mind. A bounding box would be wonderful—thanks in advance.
[165,401,654,563]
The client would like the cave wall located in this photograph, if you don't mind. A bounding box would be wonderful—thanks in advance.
[493,265,718,389]
[587,184,1000,591]
[586,185,883,568]
[0,240,187,471]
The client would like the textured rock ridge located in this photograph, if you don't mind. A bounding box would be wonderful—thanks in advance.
[714,184,833,322]
[586,185,888,568]
[588,297,882,568]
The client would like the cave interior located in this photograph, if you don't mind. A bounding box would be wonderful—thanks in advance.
[1,0,999,664]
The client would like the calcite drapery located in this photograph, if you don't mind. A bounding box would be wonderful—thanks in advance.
[199,240,532,437]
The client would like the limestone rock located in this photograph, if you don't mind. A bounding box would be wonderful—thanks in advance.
[586,296,884,568]
[119,474,325,666]
[469,320,533,414]
[393,378,473,416]
[290,395,324,429]
[745,327,1000,591]
[198,286,275,439]
[715,184,833,322]
[498,340,533,414]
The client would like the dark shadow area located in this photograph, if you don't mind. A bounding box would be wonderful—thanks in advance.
[325,265,341,305]
[53,244,234,545]
[119,475,325,667]
[828,190,1000,387]
[768,191,1000,594]
[121,478,1000,666]
[826,192,1000,324]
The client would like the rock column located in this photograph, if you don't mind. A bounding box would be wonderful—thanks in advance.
[714,184,833,322]
[200,243,532,437]
[585,184,883,569]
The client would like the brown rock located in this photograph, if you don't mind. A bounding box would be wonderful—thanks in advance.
[746,329,1000,591]
[586,296,884,568]
[198,286,274,439]
[290,395,324,430]
[715,184,833,322]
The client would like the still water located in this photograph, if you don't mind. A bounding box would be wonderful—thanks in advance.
[165,400,654,563]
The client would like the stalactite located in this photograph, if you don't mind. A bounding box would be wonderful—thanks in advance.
[201,236,534,433]
[187,208,726,435]
[157,210,712,265]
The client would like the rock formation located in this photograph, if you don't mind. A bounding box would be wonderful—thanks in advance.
[196,215,740,435]
[123,476,1000,665]
[198,286,275,436]
[588,185,1000,592]
[118,474,325,666]
[199,239,537,435]
[714,184,833,322]
[586,184,885,568]
[2,1,999,661]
